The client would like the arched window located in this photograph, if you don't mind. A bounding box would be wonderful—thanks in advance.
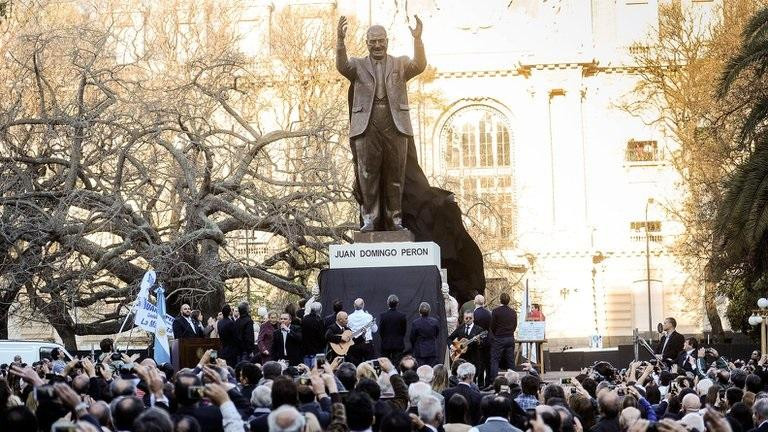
[439,104,515,243]
[441,105,511,170]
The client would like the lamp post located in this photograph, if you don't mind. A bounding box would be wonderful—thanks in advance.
[749,298,768,354]
[645,197,655,333]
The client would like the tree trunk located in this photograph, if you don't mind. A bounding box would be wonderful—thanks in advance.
[0,302,10,339]
[705,281,724,341]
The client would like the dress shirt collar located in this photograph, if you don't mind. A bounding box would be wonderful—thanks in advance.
[486,417,510,423]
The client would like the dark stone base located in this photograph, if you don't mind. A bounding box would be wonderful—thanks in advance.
[353,230,415,243]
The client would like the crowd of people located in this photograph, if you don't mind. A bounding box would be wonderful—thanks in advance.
[0,294,764,432]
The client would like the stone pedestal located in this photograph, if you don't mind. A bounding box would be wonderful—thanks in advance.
[353,230,415,243]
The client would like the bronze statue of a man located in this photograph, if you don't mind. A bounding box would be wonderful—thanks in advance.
[336,16,426,232]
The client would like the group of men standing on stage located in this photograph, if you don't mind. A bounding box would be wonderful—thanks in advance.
[173,291,519,387]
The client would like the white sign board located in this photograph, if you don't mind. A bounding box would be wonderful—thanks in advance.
[517,321,546,341]
[329,241,441,269]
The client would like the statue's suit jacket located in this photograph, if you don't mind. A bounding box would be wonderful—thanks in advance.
[336,39,426,138]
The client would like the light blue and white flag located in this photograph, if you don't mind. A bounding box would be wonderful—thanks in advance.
[153,284,171,364]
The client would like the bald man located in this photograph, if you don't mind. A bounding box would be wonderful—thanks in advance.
[172,303,203,339]
[347,298,378,364]
[325,311,351,362]
[336,15,426,231]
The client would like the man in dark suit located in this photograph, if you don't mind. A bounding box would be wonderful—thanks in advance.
[677,337,699,373]
[379,294,407,363]
[325,311,351,362]
[448,311,485,365]
[656,317,685,363]
[323,299,344,330]
[301,302,326,367]
[410,302,440,366]
[217,304,238,366]
[336,14,426,231]
[442,362,483,425]
[473,295,492,386]
[273,312,303,366]
[490,293,518,382]
[234,302,255,362]
[172,303,204,339]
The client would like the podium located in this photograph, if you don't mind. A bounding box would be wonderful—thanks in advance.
[171,338,221,370]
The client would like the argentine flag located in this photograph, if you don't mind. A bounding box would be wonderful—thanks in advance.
[153,285,171,365]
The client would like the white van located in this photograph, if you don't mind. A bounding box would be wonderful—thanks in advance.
[0,340,73,365]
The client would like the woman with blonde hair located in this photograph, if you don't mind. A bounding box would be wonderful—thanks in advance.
[432,364,450,393]
[356,361,378,382]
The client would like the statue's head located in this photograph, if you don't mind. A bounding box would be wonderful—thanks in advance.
[366,25,388,60]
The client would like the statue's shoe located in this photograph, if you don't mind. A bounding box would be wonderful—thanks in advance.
[360,223,375,232]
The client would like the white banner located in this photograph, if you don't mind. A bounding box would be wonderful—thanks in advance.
[134,297,175,338]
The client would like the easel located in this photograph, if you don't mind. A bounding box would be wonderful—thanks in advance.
[515,339,546,373]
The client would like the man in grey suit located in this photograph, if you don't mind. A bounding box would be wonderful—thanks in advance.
[469,395,523,432]
[336,15,426,232]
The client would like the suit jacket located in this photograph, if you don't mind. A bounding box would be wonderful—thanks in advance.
[379,308,407,351]
[747,421,768,432]
[301,312,327,356]
[325,322,350,359]
[448,323,485,361]
[323,313,337,330]
[272,324,303,365]
[410,316,440,358]
[336,39,426,138]
[217,317,238,365]
[473,308,492,332]
[172,315,203,339]
[473,419,523,432]
[442,383,483,425]
[256,322,276,360]
[656,331,685,360]
[174,405,224,432]
[234,315,256,358]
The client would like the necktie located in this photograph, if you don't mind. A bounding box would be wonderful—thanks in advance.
[283,329,288,355]
[375,60,386,99]
[465,325,470,336]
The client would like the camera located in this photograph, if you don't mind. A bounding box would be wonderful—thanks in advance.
[571,387,577,394]
[111,352,123,362]
[187,385,205,400]
[296,376,312,386]
[367,359,381,374]
[315,354,326,369]
[34,385,56,402]
[51,424,78,432]
[209,350,218,363]
[499,385,511,394]
[560,377,572,385]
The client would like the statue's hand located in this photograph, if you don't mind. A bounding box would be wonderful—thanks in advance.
[338,16,348,40]
[409,15,423,39]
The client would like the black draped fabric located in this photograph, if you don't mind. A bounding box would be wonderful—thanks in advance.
[347,86,486,305]
[318,266,447,358]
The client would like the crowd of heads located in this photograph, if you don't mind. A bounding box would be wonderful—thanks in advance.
[0,298,766,432]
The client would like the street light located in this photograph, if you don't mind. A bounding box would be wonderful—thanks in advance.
[645,197,655,333]
[749,298,768,353]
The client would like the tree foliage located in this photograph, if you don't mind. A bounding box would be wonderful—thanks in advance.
[623,0,768,336]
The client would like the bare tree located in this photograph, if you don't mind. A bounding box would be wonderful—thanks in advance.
[0,1,357,349]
